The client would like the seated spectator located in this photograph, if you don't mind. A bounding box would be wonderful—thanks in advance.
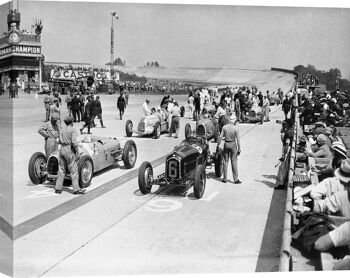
[314,211,350,270]
[313,141,348,179]
[305,134,333,158]
[310,158,350,200]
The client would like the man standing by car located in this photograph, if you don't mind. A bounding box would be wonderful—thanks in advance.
[219,115,241,184]
[65,92,73,117]
[43,92,53,121]
[80,97,93,134]
[91,96,105,128]
[143,99,152,117]
[117,92,126,120]
[71,93,81,123]
[168,101,181,138]
[38,112,60,159]
[55,116,85,195]
[79,93,85,121]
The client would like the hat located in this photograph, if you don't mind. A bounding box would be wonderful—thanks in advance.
[334,158,350,183]
[51,113,60,121]
[325,127,333,136]
[332,141,348,159]
[316,134,327,145]
[64,116,73,125]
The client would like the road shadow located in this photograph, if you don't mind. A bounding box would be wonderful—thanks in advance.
[254,179,277,188]
[262,174,277,180]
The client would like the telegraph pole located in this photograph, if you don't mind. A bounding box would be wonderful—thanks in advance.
[111,11,118,83]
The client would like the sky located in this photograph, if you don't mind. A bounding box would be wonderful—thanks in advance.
[0,0,350,78]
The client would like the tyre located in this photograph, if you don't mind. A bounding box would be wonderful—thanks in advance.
[214,153,223,177]
[122,140,137,169]
[193,164,206,199]
[153,122,161,139]
[78,155,94,188]
[138,161,153,194]
[125,120,133,137]
[28,152,47,184]
[180,106,185,117]
[185,123,192,139]
[213,124,219,142]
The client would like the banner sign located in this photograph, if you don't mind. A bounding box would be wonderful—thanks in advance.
[0,45,41,57]
[50,69,111,81]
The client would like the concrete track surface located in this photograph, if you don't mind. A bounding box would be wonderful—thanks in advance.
[0,69,296,277]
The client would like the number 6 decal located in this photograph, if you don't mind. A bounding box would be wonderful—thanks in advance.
[168,160,178,178]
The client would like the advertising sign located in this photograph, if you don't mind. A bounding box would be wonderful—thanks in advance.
[0,45,41,57]
[50,69,111,81]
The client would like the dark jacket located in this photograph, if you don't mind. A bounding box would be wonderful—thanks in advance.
[92,100,102,115]
[84,102,93,121]
[71,96,80,110]
[117,96,126,109]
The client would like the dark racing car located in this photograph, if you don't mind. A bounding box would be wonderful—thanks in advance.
[137,135,223,199]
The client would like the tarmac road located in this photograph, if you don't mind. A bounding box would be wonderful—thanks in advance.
[0,91,289,276]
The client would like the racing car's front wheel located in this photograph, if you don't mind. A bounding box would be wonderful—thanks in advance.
[194,164,206,199]
[125,120,133,137]
[180,106,185,117]
[214,153,223,178]
[28,152,47,184]
[138,161,153,194]
[78,155,94,188]
[153,122,161,139]
[123,140,137,169]
[185,123,192,139]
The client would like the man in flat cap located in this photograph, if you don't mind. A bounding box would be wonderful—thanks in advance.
[55,116,85,195]
[218,114,242,184]
[38,112,60,159]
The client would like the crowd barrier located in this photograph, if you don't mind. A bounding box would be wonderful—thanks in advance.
[279,86,299,271]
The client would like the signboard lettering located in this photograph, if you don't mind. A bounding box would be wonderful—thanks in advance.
[50,69,111,81]
[0,45,41,57]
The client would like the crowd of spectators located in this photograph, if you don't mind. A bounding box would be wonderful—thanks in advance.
[289,85,350,270]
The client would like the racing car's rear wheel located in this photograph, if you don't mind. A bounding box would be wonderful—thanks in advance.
[180,106,185,117]
[194,164,206,199]
[122,140,137,169]
[185,123,192,139]
[214,153,223,177]
[153,122,161,139]
[78,156,94,188]
[125,120,133,137]
[138,161,153,194]
[28,152,47,184]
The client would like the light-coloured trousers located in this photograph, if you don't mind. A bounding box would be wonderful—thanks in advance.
[223,141,239,181]
[55,146,80,192]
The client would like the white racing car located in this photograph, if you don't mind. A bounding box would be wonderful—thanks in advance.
[28,135,137,188]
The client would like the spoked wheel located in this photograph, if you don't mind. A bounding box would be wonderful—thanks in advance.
[78,156,94,188]
[153,122,161,139]
[122,140,137,169]
[185,123,192,139]
[138,161,153,194]
[193,164,206,199]
[214,153,223,177]
[125,120,133,137]
[28,152,47,184]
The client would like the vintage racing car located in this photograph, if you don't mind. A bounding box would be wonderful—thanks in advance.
[184,116,220,142]
[242,106,264,123]
[138,136,223,199]
[28,135,137,188]
[125,110,170,139]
